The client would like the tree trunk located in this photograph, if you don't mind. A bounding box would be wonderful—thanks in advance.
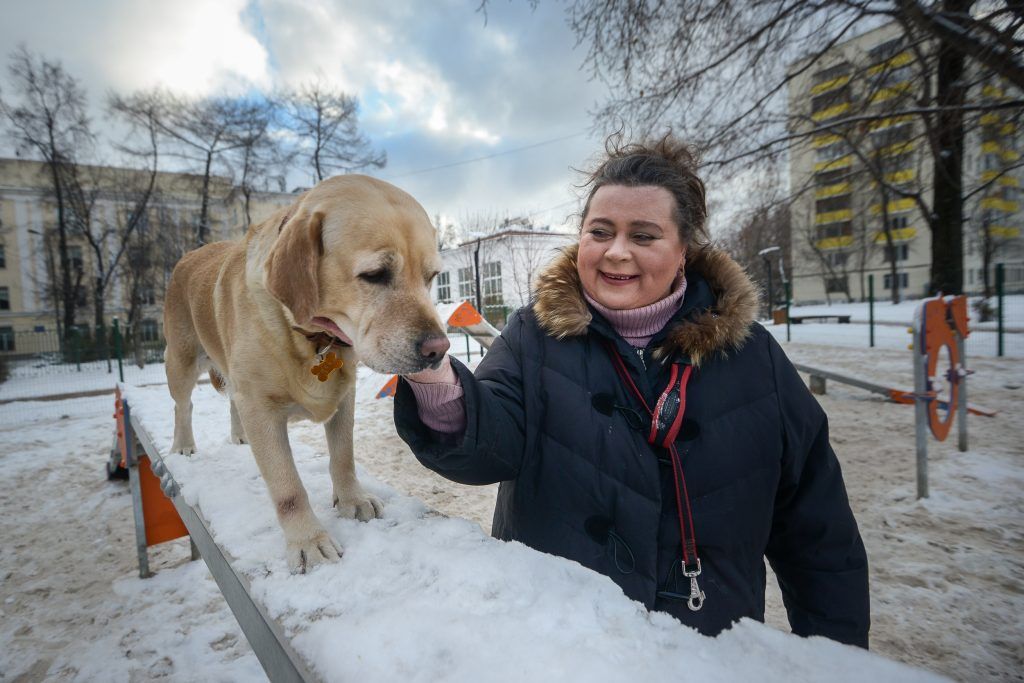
[197,151,214,246]
[930,0,970,295]
[47,156,76,340]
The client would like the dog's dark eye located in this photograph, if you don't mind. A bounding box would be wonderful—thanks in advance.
[359,268,391,285]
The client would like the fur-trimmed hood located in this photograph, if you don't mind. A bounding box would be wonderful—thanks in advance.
[532,244,759,366]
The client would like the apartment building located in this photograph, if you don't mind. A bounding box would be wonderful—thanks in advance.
[787,22,1022,303]
[434,221,574,328]
[0,158,295,349]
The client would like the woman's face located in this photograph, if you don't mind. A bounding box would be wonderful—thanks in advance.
[577,184,686,310]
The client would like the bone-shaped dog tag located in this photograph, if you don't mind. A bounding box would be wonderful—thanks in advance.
[311,352,343,381]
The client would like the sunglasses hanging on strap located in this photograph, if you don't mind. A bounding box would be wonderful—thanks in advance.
[601,339,705,612]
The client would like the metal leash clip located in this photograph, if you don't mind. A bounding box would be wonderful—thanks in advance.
[683,558,705,612]
[316,342,332,363]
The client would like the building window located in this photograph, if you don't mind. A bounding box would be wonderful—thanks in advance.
[883,244,910,262]
[457,266,475,300]
[0,244,5,268]
[825,276,848,293]
[140,319,160,342]
[885,215,909,231]
[142,287,156,306]
[0,326,13,352]
[69,245,84,272]
[826,252,849,267]
[436,271,451,303]
[0,286,9,311]
[883,272,910,289]
[482,261,503,307]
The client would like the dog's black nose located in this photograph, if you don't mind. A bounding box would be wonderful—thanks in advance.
[418,334,450,361]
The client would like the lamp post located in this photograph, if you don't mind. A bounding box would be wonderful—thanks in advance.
[758,246,781,321]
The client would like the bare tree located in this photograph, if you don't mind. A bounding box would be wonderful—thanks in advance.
[277,79,386,182]
[718,201,792,309]
[563,0,1024,294]
[228,99,292,229]
[0,46,93,338]
[112,90,272,246]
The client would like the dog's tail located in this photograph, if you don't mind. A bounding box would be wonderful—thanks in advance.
[209,369,227,393]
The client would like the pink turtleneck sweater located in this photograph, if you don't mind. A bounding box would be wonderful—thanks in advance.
[406,276,687,433]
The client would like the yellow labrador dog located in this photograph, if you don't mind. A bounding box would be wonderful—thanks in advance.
[163,175,450,573]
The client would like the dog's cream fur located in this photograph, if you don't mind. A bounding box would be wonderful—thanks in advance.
[163,175,447,572]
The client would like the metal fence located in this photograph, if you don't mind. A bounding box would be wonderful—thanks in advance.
[0,320,167,424]
[774,264,1022,358]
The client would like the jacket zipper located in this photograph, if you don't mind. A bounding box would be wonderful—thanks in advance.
[636,347,646,370]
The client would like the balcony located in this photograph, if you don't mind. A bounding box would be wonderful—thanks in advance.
[884,169,917,184]
[814,155,853,173]
[869,82,913,104]
[810,74,852,96]
[873,227,917,243]
[980,170,1019,186]
[980,197,1020,213]
[815,182,852,199]
[874,141,915,158]
[867,51,912,76]
[811,101,851,123]
[870,198,916,214]
[816,209,853,225]
[989,226,1021,238]
[815,235,855,250]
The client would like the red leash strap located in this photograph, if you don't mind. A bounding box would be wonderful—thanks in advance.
[601,340,705,611]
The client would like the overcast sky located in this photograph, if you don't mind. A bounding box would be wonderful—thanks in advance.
[0,0,618,232]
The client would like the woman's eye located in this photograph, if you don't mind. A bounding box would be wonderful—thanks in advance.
[588,227,612,240]
[632,233,655,243]
[359,269,391,285]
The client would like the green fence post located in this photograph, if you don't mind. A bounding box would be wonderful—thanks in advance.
[868,274,875,348]
[73,327,82,372]
[785,281,791,343]
[996,263,1005,358]
[465,332,472,362]
[113,318,125,383]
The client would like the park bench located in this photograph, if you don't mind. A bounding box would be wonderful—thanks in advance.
[788,314,852,324]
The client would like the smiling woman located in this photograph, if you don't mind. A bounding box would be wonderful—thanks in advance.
[394,133,870,649]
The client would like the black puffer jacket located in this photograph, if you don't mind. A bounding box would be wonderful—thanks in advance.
[395,245,869,647]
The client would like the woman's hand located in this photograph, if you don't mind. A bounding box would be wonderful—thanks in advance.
[404,354,456,384]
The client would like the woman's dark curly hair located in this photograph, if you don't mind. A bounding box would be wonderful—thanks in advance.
[580,132,709,251]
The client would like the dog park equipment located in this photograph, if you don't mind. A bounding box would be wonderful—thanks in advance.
[376,300,500,399]
[910,295,972,499]
[110,386,317,682]
[106,382,941,683]
[795,295,977,501]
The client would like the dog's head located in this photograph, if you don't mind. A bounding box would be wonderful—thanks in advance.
[263,175,449,374]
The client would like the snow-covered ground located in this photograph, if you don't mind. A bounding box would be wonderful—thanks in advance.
[767,294,1023,358]
[1,309,1022,681]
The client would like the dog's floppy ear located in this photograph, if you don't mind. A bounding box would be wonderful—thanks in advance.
[265,209,324,324]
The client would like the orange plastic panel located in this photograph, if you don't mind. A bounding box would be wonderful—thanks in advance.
[376,375,399,399]
[139,455,188,546]
[949,295,970,338]
[447,300,483,327]
[921,298,961,442]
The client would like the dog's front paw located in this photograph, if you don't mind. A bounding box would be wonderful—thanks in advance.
[333,489,384,522]
[171,441,196,456]
[287,529,342,574]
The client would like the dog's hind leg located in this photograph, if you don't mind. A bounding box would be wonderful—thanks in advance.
[229,397,247,444]
[324,388,383,521]
[165,345,200,455]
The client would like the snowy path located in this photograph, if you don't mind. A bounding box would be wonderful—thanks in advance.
[1,342,1021,681]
